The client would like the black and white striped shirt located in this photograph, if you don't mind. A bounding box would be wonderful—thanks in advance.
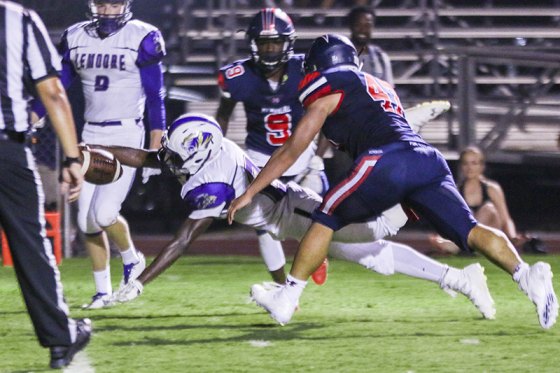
[0,0,60,132]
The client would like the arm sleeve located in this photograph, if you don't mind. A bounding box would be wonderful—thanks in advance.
[140,62,166,131]
[184,182,236,220]
[137,30,166,67]
[138,30,166,131]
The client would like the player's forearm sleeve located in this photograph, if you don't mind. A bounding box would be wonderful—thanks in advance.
[140,63,166,131]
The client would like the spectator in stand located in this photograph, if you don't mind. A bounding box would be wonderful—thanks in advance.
[348,5,393,84]
[430,146,545,254]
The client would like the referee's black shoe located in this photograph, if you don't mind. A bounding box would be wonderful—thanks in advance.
[49,318,92,369]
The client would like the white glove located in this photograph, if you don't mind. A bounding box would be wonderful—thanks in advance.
[142,167,161,184]
[298,156,326,195]
[307,155,325,171]
[113,279,144,303]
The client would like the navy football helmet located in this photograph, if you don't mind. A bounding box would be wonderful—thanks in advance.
[303,34,359,74]
[87,0,133,36]
[246,8,296,73]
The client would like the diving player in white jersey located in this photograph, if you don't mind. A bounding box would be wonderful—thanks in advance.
[90,113,496,320]
[34,0,167,309]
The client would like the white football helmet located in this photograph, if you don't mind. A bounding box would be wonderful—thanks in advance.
[159,113,223,177]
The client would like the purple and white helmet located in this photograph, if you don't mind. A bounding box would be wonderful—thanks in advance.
[160,113,223,176]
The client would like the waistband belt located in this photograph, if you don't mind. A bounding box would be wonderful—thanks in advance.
[87,118,141,127]
[0,129,26,143]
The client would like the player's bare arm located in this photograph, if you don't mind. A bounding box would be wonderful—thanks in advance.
[215,96,237,134]
[87,145,160,169]
[112,217,213,303]
[137,217,213,285]
[227,93,340,223]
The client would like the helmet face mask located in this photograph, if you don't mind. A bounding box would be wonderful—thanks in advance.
[88,0,132,36]
[303,34,360,74]
[159,114,223,177]
[247,8,296,73]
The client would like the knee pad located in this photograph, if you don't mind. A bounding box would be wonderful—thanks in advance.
[257,232,286,272]
[77,207,101,234]
[93,204,120,228]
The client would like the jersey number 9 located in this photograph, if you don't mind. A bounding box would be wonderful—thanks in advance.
[265,113,292,146]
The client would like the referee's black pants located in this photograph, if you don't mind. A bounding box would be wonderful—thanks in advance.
[0,140,73,347]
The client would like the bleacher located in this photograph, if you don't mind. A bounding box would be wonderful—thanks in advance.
[161,1,560,164]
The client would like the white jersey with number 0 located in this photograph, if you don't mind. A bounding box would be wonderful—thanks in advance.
[64,20,159,122]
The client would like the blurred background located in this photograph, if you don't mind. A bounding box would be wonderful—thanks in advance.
[18,0,560,254]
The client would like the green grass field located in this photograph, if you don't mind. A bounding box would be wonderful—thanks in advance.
[1,255,559,372]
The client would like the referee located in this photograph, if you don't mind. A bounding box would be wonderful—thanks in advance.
[0,1,91,369]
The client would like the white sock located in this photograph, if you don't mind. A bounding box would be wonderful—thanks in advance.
[120,247,139,265]
[390,242,448,283]
[440,267,462,289]
[513,262,530,283]
[257,232,286,271]
[93,268,112,295]
[285,274,307,305]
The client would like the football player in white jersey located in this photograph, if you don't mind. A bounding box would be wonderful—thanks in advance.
[34,0,167,309]
[89,113,496,320]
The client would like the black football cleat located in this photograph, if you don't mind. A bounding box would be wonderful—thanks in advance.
[49,318,92,369]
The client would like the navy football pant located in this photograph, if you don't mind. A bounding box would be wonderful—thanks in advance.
[313,142,477,251]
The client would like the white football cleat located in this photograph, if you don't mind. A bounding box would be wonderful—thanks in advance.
[441,263,496,319]
[119,252,146,291]
[404,100,451,132]
[82,292,113,310]
[515,262,558,329]
[250,283,298,326]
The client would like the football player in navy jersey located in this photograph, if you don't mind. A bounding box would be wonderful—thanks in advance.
[228,34,558,329]
[216,8,328,285]
[92,113,496,320]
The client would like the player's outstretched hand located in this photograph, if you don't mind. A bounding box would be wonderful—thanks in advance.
[61,162,83,202]
[227,193,253,224]
[113,279,144,303]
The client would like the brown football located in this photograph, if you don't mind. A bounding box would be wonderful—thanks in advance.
[79,148,123,185]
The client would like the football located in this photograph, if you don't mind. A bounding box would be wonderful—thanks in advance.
[79,148,123,185]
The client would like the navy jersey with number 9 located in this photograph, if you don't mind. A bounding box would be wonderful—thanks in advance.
[218,55,305,155]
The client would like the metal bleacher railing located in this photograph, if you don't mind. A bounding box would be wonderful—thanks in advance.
[169,0,560,164]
